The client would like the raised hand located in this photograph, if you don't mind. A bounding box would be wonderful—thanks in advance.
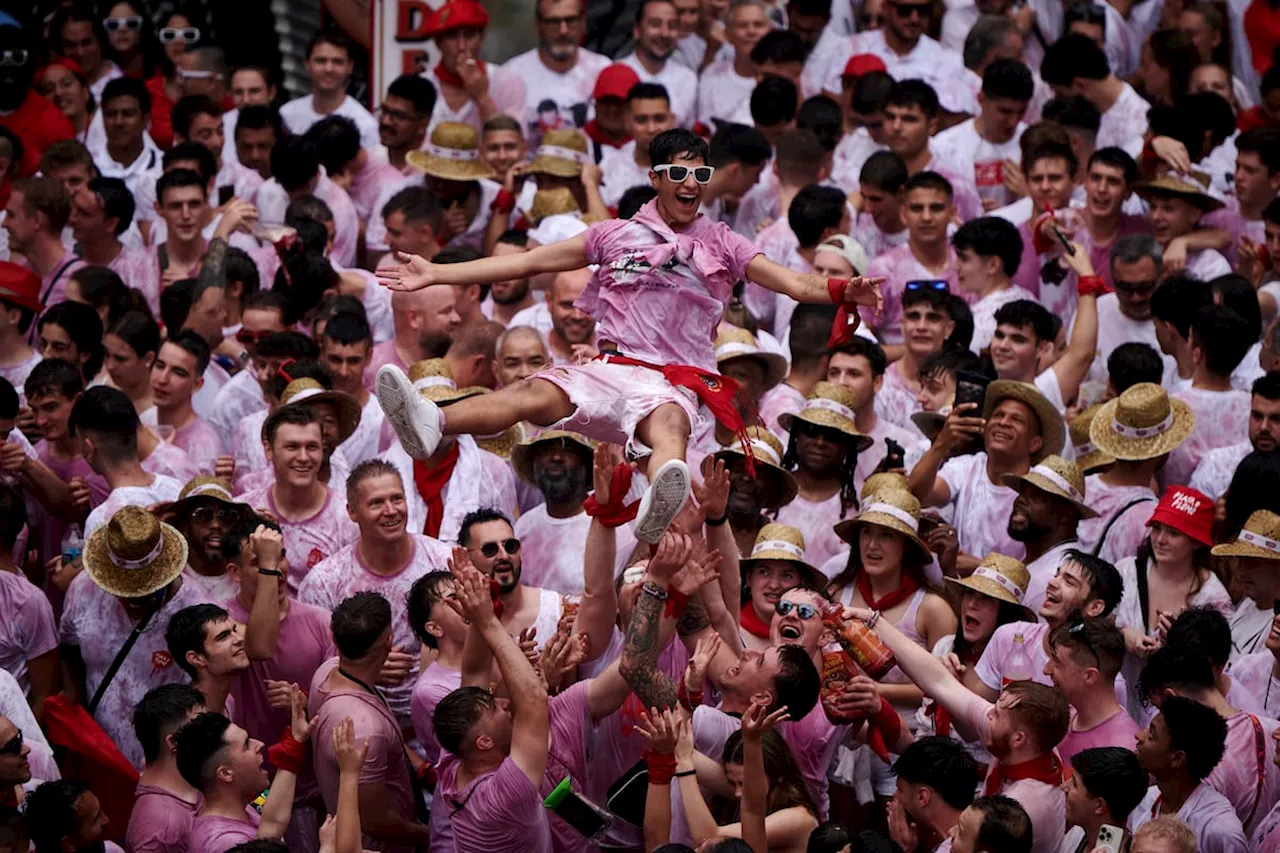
[685,632,722,692]
[250,524,284,570]
[447,545,476,577]
[935,402,985,453]
[446,565,498,626]
[289,684,312,743]
[670,543,722,597]
[592,443,625,504]
[694,457,730,520]
[378,646,415,686]
[540,632,588,692]
[264,679,296,710]
[333,716,370,775]
[841,276,886,313]
[635,707,684,755]
[741,699,789,740]
[376,253,438,293]
[647,531,695,583]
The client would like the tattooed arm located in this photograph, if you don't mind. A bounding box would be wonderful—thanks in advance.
[198,198,257,290]
[619,533,693,710]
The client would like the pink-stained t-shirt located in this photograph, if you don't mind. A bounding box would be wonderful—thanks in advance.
[31,441,107,566]
[59,571,208,768]
[579,199,761,372]
[0,348,41,406]
[1206,711,1280,837]
[1076,478,1156,566]
[539,680,596,853]
[1130,783,1248,853]
[238,484,360,595]
[436,755,553,853]
[861,244,959,346]
[975,621,1052,693]
[348,153,411,223]
[1057,708,1140,764]
[410,661,461,765]
[187,808,260,853]
[362,340,409,392]
[254,173,358,268]
[182,567,239,604]
[427,63,527,135]
[776,492,857,570]
[875,363,924,433]
[298,533,450,723]
[308,658,418,853]
[125,783,198,853]
[513,504,637,597]
[855,417,926,494]
[1075,214,1150,290]
[84,474,184,539]
[1229,652,1280,719]
[209,370,266,451]
[852,211,909,261]
[142,438,203,485]
[1254,802,1280,853]
[109,245,161,317]
[26,254,85,325]
[171,416,225,476]
[760,382,806,443]
[779,699,846,820]
[958,689,1066,853]
[1166,387,1250,487]
[0,564,57,693]
[229,409,269,494]
[937,452,1027,562]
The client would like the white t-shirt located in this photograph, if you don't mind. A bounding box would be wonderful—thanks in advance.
[279,94,380,149]
[599,141,653,208]
[620,54,698,129]
[930,118,1026,211]
[937,452,1026,560]
[512,504,638,596]
[696,59,756,128]
[969,285,1039,354]
[1086,293,1178,398]
[499,48,613,143]
[1096,83,1150,159]
[84,475,184,539]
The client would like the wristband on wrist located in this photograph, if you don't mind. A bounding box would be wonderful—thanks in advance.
[674,769,697,778]
[258,567,283,578]
[705,510,729,526]
[678,679,704,712]
[826,277,848,304]
[491,189,516,214]
[642,581,669,601]
[646,750,678,785]
[266,727,306,774]
[665,589,689,619]
[1077,274,1109,297]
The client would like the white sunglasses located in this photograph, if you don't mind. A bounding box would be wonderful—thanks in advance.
[653,163,715,184]
[104,16,142,31]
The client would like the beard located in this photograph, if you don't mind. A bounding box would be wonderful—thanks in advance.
[534,465,589,504]
[1006,516,1052,543]
[492,279,531,305]
[420,330,453,358]
[493,558,522,594]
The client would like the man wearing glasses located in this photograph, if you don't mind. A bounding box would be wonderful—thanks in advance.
[500,0,610,143]
[1086,233,1174,394]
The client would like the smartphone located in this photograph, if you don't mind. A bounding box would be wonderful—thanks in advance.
[545,778,613,841]
[217,185,234,207]
[878,437,905,472]
[1051,223,1076,255]
[1096,823,1126,853]
[953,371,988,412]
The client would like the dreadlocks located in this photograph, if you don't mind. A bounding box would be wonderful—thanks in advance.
[781,427,861,516]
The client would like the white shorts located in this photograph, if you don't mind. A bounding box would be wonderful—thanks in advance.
[536,361,703,456]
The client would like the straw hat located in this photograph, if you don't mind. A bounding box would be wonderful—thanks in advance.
[1001,455,1098,519]
[946,553,1035,620]
[280,378,362,446]
[166,476,248,518]
[528,129,590,178]
[910,410,947,443]
[1134,170,1225,212]
[983,380,1065,463]
[528,187,581,225]
[475,423,524,460]
[740,523,824,588]
[778,382,874,452]
[861,472,909,504]
[1088,382,1194,461]
[1069,404,1115,474]
[714,325,788,391]
[834,488,932,565]
[83,505,189,599]
[408,359,485,405]
[406,121,497,182]
[712,425,799,508]
[511,429,595,485]
[1212,510,1280,559]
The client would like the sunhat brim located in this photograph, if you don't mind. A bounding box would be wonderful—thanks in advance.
[740,553,825,590]
[911,410,946,443]
[717,351,789,392]
[285,390,363,446]
[83,521,189,599]
[983,380,1065,463]
[712,446,799,508]
[1134,183,1225,212]
[1000,470,1099,519]
[1075,449,1115,474]
[476,424,524,460]
[1210,540,1280,559]
[511,432,595,485]
[944,575,1036,621]
[834,512,933,566]
[777,410,875,453]
[405,149,496,181]
[527,156,584,178]
[1087,396,1195,461]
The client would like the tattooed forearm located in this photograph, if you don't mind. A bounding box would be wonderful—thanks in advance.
[677,594,711,638]
[619,584,679,709]
[197,238,229,289]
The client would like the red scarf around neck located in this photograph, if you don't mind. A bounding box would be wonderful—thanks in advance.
[740,602,772,638]
[983,752,1066,796]
[413,442,460,538]
[434,60,485,91]
[856,571,919,611]
[583,118,630,149]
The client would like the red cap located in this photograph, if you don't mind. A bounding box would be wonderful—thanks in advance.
[593,63,641,101]
[424,0,489,38]
[38,57,86,82]
[843,53,888,79]
[1146,485,1214,547]
[0,261,43,315]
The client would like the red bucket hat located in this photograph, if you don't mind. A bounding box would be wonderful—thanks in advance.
[0,260,43,314]
[424,0,489,38]
[1146,485,1214,546]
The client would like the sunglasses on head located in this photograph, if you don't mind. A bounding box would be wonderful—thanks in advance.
[775,600,820,619]
[159,26,200,44]
[905,279,949,293]
[478,538,521,559]
[104,15,143,31]
[653,163,716,184]
[0,730,21,756]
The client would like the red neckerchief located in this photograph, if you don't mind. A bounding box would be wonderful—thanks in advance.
[0,784,16,809]
[412,442,460,538]
[434,60,484,91]
[740,603,772,638]
[1243,0,1280,74]
[983,752,1065,796]
[856,571,919,611]
[933,646,981,735]
[583,119,630,149]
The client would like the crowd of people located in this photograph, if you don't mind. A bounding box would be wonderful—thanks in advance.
[0,0,1277,853]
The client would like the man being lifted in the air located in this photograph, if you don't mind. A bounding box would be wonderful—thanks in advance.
[376,128,883,543]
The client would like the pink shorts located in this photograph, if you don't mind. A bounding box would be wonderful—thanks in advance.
[537,361,703,455]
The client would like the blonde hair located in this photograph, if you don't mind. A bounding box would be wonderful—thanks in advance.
[1133,817,1196,853]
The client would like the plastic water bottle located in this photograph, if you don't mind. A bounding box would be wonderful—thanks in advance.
[1003,632,1033,686]
[61,524,83,565]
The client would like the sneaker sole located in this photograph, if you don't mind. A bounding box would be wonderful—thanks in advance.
[376,366,435,460]
[634,459,691,544]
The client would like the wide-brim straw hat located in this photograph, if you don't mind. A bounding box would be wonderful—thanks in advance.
[946,553,1036,620]
[409,359,485,405]
[528,129,590,177]
[1211,510,1280,560]
[712,425,799,508]
[1000,455,1098,519]
[165,476,249,518]
[475,423,525,460]
[1134,170,1224,212]
[84,505,189,599]
[910,409,947,443]
[511,429,595,485]
[778,381,874,452]
[1088,382,1195,462]
[861,473,909,504]
[715,325,788,391]
[740,522,825,588]
[528,187,582,225]
[834,488,932,566]
[1069,403,1115,474]
[983,380,1065,463]
[406,121,496,182]
[280,378,362,446]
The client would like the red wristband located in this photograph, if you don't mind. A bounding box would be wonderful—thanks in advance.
[827,277,847,304]
[646,750,678,785]
[678,679,704,712]
[665,589,689,619]
[1077,274,1110,297]
[266,727,306,775]
[583,462,641,527]
[491,189,515,214]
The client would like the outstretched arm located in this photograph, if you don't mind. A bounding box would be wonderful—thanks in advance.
[745,254,884,314]
[377,234,589,291]
[619,534,695,711]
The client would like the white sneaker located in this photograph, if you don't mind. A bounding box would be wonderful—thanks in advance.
[634,459,691,544]
[376,365,441,461]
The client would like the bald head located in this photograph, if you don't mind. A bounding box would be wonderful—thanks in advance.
[494,325,551,386]
[549,268,595,345]
[392,285,461,357]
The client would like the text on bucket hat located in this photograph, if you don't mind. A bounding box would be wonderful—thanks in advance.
[1146,485,1214,547]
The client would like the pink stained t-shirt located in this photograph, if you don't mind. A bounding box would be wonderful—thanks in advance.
[937,452,1027,563]
[125,783,198,853]
[1166,387,1251,487]
[170,416,225,476]
[1206,710,1280,838]
[238,484,360,595]
[579,199,761,373]
[0,568,57,694]
[436,756,554,853]
[776,492,857,569]
[362,339,409,392]
[186,808,260,853]
[142,438,203,485]
[1057,708,1141,764]
[32,441,107,565]
[861,244,960,346]
[410,662,461,765]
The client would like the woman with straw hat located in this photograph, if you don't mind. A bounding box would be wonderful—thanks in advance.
[711,426,798,558]
[1216,514,1280,717]
[375,128,883,545]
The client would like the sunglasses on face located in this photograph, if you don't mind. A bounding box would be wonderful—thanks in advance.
[236,328,269,346]
[891,2,931,17]
[653,163,715,184]
[0,731,21,756]
[775,600,820,619]
[189,505,240,525]
[795,419,845,441]
[1113,278,1158,294]
[0,49,29,67]
[104,15,143,31]
[905,279,949,293]
[159,27,200,44]
[478,538,521,559]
